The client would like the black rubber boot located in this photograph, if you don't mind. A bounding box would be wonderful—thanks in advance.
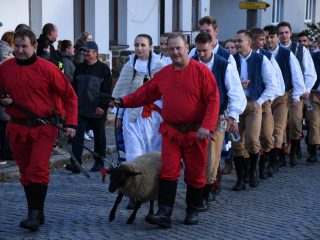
[20,183,47,231]
[91,160,104,172]
[296,139,302,159]
[195,184,211,212]
[184,186,202,225]
[249,153,259,188]
[289,140,299,166]
[307,145,318,163]
[145,179,177,228]
[278,147,287,167]
[232,156,246,191]
[243,158,250,183]
[259,153,268,180]
[268,148,280,177]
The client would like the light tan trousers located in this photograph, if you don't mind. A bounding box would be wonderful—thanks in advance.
[307,91,320,145]
[232,101,262,157]
[206,120,225,184]
[260,100,274,152]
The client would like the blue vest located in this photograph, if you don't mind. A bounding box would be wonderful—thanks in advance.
[312,51,320,90]
[275,46,293,91]
[234,51,265,101]
[217,46,231,61]
[192,54,228,112]
[259,48,272,60]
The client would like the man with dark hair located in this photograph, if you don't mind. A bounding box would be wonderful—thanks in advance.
[115,32,220,227]
[264,24,306,170]
[297,31,311,49]
[0,29,78,231]
[250,27,285,178]
[277,21,317,165]
[189,16,237,71]
[66,41,112,173]
[193,32,246,208]
[231,30,278,190]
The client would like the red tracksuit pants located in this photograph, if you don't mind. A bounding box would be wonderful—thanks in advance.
[159,122,209,189]
[8,124,58,186]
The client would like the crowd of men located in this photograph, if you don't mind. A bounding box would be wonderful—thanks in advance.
[0,15,319,230]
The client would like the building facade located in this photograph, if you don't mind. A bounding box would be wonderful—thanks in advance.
[0,0,319,64]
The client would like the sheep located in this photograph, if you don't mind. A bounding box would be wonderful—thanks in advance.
[107,152,161,224]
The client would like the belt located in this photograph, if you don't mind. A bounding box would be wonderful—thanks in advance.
[166,121,201,133]
[11,116,57,127]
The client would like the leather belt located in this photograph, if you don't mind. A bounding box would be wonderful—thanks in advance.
[11,116,57,127]
[166,121,201,133]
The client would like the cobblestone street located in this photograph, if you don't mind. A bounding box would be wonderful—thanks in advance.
[1,138,320,239]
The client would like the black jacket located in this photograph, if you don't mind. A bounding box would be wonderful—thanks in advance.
[58,51,76,82]
[73,60,112,118]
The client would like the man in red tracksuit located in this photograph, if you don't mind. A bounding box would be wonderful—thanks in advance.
[0,29,78,231]
[115,33,220,227]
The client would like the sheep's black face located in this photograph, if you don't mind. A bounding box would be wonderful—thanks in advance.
[108,168,127,193]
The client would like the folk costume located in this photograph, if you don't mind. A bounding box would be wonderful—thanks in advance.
[192,53,246,207]
[122,58,220,226]
[232,50,278,190]
[0,54,77,230]
[112,53,165,161]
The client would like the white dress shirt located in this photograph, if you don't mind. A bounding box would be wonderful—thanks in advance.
[239,50,278,106]
[270,44,306,100]
[281,41,317,93]
[200,54,247,122]
[256,49,285,99]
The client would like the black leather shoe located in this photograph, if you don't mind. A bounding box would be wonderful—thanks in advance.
[232,181,246,191]
[65,163,81,174]
[184,209,199,225]
[19,210,41,231]
[90,162,104,172]
[145,206,172,228]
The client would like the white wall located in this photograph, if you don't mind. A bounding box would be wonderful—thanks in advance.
[211,0,247,41]
[164,0,173,32]
[0,0,29,37]
[180,0,192,31]
[94,0,110,54]
[42,0,74,43]
[126,0,160,49]
[283,0,305,33]
[199,0,210,18]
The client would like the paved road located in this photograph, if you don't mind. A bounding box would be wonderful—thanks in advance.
[1,143,320,240]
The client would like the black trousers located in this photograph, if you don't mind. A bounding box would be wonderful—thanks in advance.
[71,116,106,163]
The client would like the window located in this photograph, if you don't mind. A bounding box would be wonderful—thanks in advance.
[192,0,200,31]
[305,0,315,22]
[172,0,180,32]
[272,0,283,24]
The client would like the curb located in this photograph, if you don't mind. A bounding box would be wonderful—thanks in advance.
[0,144,117,182]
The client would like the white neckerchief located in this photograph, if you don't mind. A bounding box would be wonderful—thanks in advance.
[129,52,161,76]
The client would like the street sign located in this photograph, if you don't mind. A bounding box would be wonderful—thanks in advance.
[240,2,270,10]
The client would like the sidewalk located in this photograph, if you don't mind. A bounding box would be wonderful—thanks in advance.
[0,113,117,182]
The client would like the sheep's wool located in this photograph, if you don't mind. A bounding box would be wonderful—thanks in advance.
[119,152,161,201]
